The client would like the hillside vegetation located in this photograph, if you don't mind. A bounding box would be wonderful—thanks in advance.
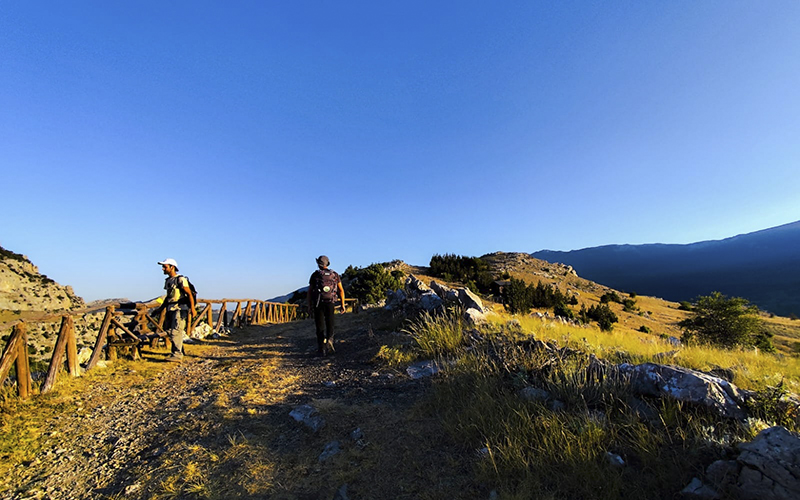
[2,251,799,498]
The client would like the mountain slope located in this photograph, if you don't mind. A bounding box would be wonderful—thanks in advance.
[0,246,84,317]
[533,221,800,316]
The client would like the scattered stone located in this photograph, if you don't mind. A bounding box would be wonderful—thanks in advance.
[605,452,625,468]
[289,405,326,432]
[350,428,364,441]
[333,483,350,500]
[318,441,341,462]
[680,477,721,499]
[406,360,440,379]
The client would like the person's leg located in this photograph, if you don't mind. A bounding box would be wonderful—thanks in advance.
[323,302,335,352]
[166,309,185,359]
[314,306,326,354]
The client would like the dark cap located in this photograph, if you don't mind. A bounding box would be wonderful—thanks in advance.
[316,255,330,267]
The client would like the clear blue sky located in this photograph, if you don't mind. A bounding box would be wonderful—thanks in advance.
[2,1,799,302]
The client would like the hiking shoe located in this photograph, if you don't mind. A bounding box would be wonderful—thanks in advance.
[326,338,335,354]
[166,354,183,362]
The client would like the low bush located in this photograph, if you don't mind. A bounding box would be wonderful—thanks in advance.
[344,263,404,305]
[580,304,618,331]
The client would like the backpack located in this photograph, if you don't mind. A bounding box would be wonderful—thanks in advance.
[176,275,197,306]
[313,269,339,304]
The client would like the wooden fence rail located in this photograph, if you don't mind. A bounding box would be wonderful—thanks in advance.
[0,298,298,399]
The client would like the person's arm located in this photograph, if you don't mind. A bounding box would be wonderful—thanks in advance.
[308,274,315,314]
[338,281,346,313]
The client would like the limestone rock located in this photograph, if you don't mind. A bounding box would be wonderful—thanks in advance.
[289,404,326,432]
[456,287,484,311]
[419,292,443,312]
[464,307,487,325]
[620,362,747,418]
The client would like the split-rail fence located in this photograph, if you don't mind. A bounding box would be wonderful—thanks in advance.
[0,298,298,400]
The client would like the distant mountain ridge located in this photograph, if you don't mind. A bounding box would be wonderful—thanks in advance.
[533,221,800,317]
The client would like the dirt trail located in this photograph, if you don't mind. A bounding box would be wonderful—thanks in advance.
[2,312,482,500]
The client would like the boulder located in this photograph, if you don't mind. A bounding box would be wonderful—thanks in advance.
[620,363,747,419]
[735,426,800,499]
[455,287,484,311]
[689,427,800,500]
[405,275,431,296]
[430,281,458,302]
[464,308,487,325]
[419,292,443,312]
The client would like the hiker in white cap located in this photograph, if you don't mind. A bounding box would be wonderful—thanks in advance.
[156,258,196,361]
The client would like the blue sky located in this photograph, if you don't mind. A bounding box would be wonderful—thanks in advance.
[2,1,799,302]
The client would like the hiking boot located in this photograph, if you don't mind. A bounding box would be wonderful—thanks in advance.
[326,338,335,354]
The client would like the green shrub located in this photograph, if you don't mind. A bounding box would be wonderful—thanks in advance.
[580,304,618,331]
[344,263,404,305]
[429,254,494,293]
[600,291,622,304]
[679,292,770,350]
[678,301,693,311]
[553,301,575,320]
[622,298,638,313]
[639,325,652,334]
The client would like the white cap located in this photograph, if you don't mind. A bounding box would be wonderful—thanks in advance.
[158,258,179,269]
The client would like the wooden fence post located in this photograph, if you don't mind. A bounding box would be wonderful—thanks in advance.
[42,315,77,393]
[86,306,114,371]
[15,324,32,398]
[0,322,32,398]
[231,302,242,327]
[0,322,22,385]
[244,301,253,325]
[66,314,79,376]
[216,302,227,332]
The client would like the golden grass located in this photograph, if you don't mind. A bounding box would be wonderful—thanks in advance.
[489,312,800,394]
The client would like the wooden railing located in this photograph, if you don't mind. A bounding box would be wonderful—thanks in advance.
[0,298,298,399]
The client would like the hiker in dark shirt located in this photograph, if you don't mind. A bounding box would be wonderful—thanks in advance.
[308,255,345,356]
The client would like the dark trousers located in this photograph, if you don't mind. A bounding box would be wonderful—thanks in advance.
[313,301,335,348]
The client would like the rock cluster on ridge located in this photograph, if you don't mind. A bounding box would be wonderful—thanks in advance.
[0,246,84,313]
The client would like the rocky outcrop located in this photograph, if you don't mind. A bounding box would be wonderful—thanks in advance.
[0,246,84,312]
[386,275,487,324]
[683,426,800,500]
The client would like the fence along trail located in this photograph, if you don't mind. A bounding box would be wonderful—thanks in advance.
[0,298,299,399]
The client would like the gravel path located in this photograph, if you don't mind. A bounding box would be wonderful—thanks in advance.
[1,315,442,500]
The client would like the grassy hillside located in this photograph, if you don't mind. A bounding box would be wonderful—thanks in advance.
[2,253,799,498]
